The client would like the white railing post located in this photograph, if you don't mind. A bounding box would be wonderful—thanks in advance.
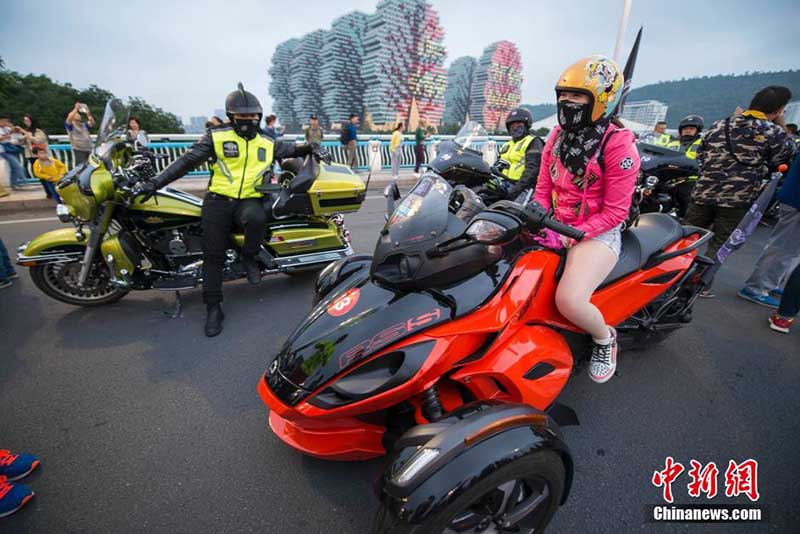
[368,139,382,172]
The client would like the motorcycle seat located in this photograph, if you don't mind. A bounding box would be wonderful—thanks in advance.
[600,213,686,287]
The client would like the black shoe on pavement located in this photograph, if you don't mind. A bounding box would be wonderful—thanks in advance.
[205,304,224,337]
[242,257,261,285]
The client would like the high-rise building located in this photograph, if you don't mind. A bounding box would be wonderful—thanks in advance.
[620,100,668,129]
[361,0,446,129]
[443,56,477,126]
[269,38,299,128]
[469,41,522,132]
[187,116,209,134]
[320,11,368,126]
[289,30,328,127]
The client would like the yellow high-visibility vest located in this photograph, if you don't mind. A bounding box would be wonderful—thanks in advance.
[498,135,535,182]
[208,126,275,199]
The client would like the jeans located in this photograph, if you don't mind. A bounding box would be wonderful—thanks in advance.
[683,202,749,261]
[390,148,401,177]
[1,152,26,187]
[777,262,800,318]
[201,193,266,305]
[0,237,15,281]
[414,144,425,173]
[743,203,800,295]
[42,181,62,203]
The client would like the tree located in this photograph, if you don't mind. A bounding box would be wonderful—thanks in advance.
[0,69,184,135]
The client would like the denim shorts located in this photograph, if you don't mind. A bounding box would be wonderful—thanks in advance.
[592,225,622,259]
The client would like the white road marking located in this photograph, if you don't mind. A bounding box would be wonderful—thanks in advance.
[0,217,59,225]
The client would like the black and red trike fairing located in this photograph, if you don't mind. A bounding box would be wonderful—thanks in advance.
[258,174,713,532]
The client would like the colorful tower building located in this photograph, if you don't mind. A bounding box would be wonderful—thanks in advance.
[320,11,368,126]
[469,41,522,132]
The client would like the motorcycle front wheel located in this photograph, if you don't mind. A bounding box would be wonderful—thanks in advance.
[374,450,565,534]
[30,258,128,307]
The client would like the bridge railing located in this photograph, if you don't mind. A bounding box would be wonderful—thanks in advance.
[8,133,512,184]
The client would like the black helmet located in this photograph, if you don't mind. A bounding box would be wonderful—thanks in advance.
[678,115,704,134]
[505,107,533,135]
[225,83,263,117]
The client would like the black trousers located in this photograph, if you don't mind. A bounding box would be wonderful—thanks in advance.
[778,262,800,318]
[683,202,748,261]
[414,144,425,173]
[201,193,266,305]
[675,180,695,219]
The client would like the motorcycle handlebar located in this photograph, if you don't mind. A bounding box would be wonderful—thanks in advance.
[542,217,585,242]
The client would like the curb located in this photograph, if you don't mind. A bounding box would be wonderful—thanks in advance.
[0,177,418,214]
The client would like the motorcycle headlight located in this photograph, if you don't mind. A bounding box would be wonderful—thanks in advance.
[56,204,73,223]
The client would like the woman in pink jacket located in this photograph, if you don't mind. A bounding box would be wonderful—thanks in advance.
[533,55,640,383]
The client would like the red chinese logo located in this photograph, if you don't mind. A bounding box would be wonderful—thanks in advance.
[327,288,360,317]
[724,459,760,502]
[652,456,685,503]
[687,460,719,499]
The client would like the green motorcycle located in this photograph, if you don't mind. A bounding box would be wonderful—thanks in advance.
[17,100,365,306]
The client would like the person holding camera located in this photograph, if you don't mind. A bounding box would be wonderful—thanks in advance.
[64,102,95,165]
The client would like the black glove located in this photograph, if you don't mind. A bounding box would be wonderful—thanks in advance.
[135,180,158,203]
[311,144,332,165]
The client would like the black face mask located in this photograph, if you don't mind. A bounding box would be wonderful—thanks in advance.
[557,100,592,131]
[680,134,697,144]
[509,124,528,140]
[233,118,260,139]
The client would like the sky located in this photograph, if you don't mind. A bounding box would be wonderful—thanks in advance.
[2,0,798,123]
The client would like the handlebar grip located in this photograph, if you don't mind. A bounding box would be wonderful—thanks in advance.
[543,218,585,241]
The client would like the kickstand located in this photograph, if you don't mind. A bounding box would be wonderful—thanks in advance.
[163,290,183,319]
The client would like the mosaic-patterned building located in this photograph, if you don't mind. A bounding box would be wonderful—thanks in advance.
[320,12,368,126]
[361,0,447,129]
[289,30,328,127]
[443,56,477,126]
[469,41,522,132]
[268,38,299,128]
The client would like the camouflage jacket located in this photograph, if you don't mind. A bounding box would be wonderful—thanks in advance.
[692,112,796,208]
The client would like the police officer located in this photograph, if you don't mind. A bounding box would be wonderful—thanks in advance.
[651,121,672,147]
[495,107,544,197]
[666,114,703,217]
[138,84,328,336]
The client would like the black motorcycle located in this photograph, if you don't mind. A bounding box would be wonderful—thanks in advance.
[429,121,531,205]
[635,142,699,218]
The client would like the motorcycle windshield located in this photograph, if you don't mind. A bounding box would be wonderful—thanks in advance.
[453,121,488,152]
[94,99,129,159]
[382,174,452,248]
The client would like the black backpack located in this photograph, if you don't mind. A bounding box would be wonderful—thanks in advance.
[340,127,348,146]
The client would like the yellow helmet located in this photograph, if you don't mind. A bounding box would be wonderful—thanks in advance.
[555,55,624,123]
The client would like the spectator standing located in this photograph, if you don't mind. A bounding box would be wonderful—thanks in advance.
[344,114,359,170]
[0,236,18,289]
[125,117,148,145]
[0,115,27,189]
[768,262,800,333]
[32,147,65,203]
[21,115,49,191]
[389,122,404,179]
[65,102,95,165]
[264,115,277,140]
[684,86,796,296]
[413,120,428,176]
[304,114,324,145]
[738,151,800,307]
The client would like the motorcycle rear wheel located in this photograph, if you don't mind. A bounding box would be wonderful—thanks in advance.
[30,259,128,307]
[374,450,564,534]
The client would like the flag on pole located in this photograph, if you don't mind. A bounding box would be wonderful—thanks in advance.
[701,171,783,284]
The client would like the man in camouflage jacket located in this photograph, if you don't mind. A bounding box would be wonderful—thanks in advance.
[685,86,796,268]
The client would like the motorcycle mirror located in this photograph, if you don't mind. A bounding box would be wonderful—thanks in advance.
[383,182,401,221]
[645,176,659,187]
[464,211,520,245]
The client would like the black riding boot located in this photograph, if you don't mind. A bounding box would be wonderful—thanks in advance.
[242,256,262,285]
[205,303,225,337]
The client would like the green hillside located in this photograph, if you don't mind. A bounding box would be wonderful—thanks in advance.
[521,103,556,121]
[627,70,800,126]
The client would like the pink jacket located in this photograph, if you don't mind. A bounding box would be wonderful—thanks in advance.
[533,124,640,240]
